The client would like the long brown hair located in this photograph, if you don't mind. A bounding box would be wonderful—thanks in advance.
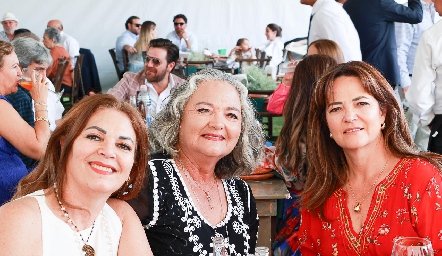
[304,61,442,217]
[275,55,337,179]
[13,94,149,201]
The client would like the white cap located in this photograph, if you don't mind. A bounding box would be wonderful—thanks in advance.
[139,84,147,91]
[285,39,307,56]
[2,12,18,22]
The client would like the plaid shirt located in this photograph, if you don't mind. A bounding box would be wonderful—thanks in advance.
[107,70,184,114]
[6,85,34,127]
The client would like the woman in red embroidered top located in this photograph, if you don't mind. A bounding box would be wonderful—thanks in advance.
[299,61,442,255]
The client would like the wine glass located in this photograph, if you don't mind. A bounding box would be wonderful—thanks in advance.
[391,237,434,256]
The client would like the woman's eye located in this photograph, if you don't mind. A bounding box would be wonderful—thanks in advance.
[197,108,210,114]
[329,107,341,113]
[86,134,101,141]
[227,113,239,120]
[357,101,369,106]
[118,143,132,152]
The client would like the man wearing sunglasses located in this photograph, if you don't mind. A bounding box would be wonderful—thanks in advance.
[116,15,141,72]
[166,14,198,52]
[108,38,184,114]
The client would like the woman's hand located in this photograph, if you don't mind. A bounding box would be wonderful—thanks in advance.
[30,70,49,105]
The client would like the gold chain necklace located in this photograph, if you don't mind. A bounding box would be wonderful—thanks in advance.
[176,157,218,210]
[347,158,389,213]
[54,183,96,256]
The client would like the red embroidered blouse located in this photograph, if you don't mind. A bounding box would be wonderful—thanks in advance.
[299,158,442,255]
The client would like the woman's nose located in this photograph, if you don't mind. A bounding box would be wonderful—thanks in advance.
[343,108,357,122]
[209,113,225,130]
[98,141,116,158]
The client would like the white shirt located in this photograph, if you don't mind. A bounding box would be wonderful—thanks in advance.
[59,31,80,68]
[166,30,198,52]
[260,37,284,68]
[115,30,138,71]
[32,78,64,131]
[309,0,362,62]
[145,73,177,114]
[406,20,442,126]
[395,1,438,88]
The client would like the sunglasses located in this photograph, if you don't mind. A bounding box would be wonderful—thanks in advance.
[133,23,142,27]
[174,22,185,26]
[144,55,162,67]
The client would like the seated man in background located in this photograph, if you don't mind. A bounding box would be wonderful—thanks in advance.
[47,19,80,68]
[6,37,64,168]
[108,38,184,114]
[116,15,141,73]
[166,14,198,52]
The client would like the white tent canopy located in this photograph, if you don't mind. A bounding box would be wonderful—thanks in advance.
[2,0,312,91]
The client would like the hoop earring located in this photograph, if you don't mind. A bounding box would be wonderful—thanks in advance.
[381,122,386,130]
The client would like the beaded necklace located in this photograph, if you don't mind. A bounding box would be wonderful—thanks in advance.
[53,183,114,255]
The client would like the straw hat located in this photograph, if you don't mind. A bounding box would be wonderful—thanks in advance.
[2,12,19,22]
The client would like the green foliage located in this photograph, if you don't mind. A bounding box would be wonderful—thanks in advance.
[188,51,208,61]
[242,66,277,90]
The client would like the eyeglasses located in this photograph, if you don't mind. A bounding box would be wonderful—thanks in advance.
[144,55,162,67]
[174,22,185,26]
[133,23,142,27]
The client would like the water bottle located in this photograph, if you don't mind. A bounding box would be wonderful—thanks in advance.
[137,84,152,124]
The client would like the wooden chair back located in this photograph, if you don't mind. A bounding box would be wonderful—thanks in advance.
[122,48,129,73]
[109,48,123,80]
[53,56,69,92]
[61,54,84,111]
[236,56,272,71]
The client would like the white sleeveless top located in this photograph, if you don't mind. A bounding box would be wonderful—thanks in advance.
[27,190,122,256]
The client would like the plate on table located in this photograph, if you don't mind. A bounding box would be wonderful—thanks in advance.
[240,173,274,181]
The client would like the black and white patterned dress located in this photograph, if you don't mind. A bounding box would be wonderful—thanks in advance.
[128,154,259,256]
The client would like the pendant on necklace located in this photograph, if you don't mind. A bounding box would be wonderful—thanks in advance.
[353,202,361,213]
[204,191,214,209]
[82,244,95,256]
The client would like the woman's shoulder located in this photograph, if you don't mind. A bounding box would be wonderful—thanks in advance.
[0,196,42,255]
[107,198,136,222]
[224,177,252,194]
[398,157,442,185]
[0,196,42,236]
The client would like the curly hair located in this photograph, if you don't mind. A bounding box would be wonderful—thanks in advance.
[13,94,149,202]
[148,68,265,178]
[0,40,14,68]
[304,61,442,217]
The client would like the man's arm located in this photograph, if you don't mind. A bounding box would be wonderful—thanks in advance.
[381,0,423,24]
[406,31,436,126]
[107,75,131,101]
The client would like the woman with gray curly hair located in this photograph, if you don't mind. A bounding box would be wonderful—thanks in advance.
[129,68,265,255]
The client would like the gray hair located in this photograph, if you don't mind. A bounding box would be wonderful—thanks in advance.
[12,37,52,68]
[44,27,61,44]
[149,68,266,178]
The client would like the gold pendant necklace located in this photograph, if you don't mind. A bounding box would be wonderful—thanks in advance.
[347,158,389,213]
[54,184,96,256]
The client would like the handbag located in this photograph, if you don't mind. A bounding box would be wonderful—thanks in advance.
[267,82,290,114]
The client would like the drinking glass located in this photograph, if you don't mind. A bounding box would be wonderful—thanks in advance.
[255,246,270,256]
[22,68,63,102]
[391,237,434,256]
